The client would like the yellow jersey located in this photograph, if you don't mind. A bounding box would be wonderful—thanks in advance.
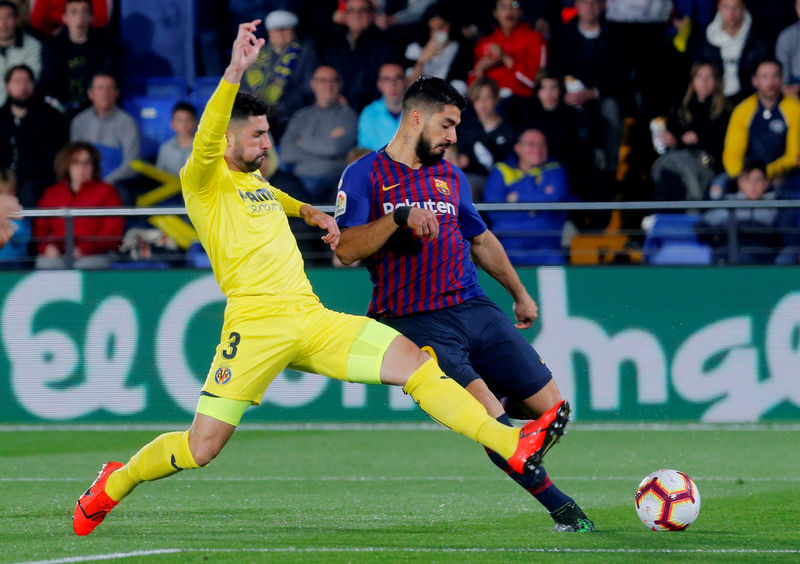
[180,79,315,300]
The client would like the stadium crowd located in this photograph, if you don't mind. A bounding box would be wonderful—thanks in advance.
[1,0,800,268]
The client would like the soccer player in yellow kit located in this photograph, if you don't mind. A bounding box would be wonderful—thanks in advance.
[71,20,569,536]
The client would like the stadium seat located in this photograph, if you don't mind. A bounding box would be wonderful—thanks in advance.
[188,76,222,113]
[186,242,211,268]
[643,214,712,265]
[123,96,180,160]
[145,76,189,99]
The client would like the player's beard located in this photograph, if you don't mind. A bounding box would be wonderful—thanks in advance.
[232,146,267,173]
[415,130,448,167]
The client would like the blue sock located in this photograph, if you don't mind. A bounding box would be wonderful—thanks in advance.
[485,413,573,513]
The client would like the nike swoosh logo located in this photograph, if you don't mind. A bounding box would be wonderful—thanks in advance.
[382,183,400,191]
[171,454,183,471]
[519,428,543,439]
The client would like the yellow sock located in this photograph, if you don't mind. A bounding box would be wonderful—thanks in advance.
[105,430,199,502]
[403,358,518,459]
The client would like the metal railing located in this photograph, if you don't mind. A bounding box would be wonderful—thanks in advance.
[15,199,800,268]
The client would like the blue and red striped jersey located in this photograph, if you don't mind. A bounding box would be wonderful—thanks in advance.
[335,149,487,317]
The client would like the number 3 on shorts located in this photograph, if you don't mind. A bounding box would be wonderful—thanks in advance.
[222,332,241,359]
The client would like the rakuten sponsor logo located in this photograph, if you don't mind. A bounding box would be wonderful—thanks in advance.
[383,199,456,216]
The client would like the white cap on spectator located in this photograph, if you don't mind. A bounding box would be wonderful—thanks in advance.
[265,10,298,30]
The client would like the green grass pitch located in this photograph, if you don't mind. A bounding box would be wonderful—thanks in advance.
[1,424,798,563]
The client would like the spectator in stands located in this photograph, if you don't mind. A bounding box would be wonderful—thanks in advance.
[776,0,800,99]
[324,0,395,112]
[404,4,472,88]
[483,128,570,265]
[357,62,404,151]
[522,68,611,229]
[550,0,626,174]
[652,61,731,201]
[280,65,357,203]
[457,77,515,199]
[0,168,29,265]
[372,0,436,31]
[522,70,593,181]
[39,0,115,118]
[240,9,318,143]
[721,59,800,192]
[696,160,784,264]
[0,0,42,106]
[155,101,197,176]
[29,0,110,35]
[470,0,547,100]
[70,72,140,186]
[701,0,767,103]
[34,141,124,269]
[604,0,677,117]
[0,64,68,207]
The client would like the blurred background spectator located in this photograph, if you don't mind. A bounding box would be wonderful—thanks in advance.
[701,0,767,104]
[69,72,140,191]
[279,65,357,203]
[324,0,394,112]
[695,160,785,264]
[470,0,547,103]
[457,77,515,199]
[483,128,570,265]
[651,60,730,201]
[357,62,404,151]
[0,0,42,106]
[39,0,117,118]
[155,101,197,176]
[403,4,472,88]
[0,63,68,207]
[29,0,110,36]
[240,9,317,143]
[34,141,124,269]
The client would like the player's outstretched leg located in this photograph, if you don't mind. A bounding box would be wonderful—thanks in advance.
[72,426,211,535]
[388,340,567,474]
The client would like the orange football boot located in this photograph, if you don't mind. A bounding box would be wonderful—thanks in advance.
[72,461,124,535]
[507,400,570,474]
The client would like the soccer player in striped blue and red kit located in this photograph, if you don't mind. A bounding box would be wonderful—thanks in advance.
[335,76,594,532]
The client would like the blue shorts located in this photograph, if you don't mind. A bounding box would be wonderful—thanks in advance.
[378,295,552,401]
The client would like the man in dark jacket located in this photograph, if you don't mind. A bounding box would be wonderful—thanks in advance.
[0,64,68,207]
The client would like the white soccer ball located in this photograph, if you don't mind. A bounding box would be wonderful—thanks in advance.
[634,469,701,531]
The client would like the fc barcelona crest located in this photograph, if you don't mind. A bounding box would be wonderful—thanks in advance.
[434,178,450,195]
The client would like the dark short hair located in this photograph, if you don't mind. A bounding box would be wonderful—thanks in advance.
[172,101,197,118]
[64,0,93,12]
[753,57,783,76]
[54,142,102,181]
[231,92,269,122]
[402,75,466,115]
[4,64,34,85]
[0,1,18,17]
[535,67,566,97]
[740,160,767,177]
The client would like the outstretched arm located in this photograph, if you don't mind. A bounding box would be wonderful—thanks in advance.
[470,229,538,328]
[336,207,440,265]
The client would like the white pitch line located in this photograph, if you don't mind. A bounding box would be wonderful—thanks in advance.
[2,422,800,432]
[16,546,800,564]
[3,475,799,483]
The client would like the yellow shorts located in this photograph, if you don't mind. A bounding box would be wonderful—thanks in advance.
[200,295,401,405]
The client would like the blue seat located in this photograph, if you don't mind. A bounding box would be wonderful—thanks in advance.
[643,214,712,265]
[145,76,189,99]
[123,96,179,160]
[188,76,222,113]
[186,242,211,268]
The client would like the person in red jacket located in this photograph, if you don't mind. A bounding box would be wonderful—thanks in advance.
[34,141,124,268]
[469,0,547,98]
[30,0,111,36]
